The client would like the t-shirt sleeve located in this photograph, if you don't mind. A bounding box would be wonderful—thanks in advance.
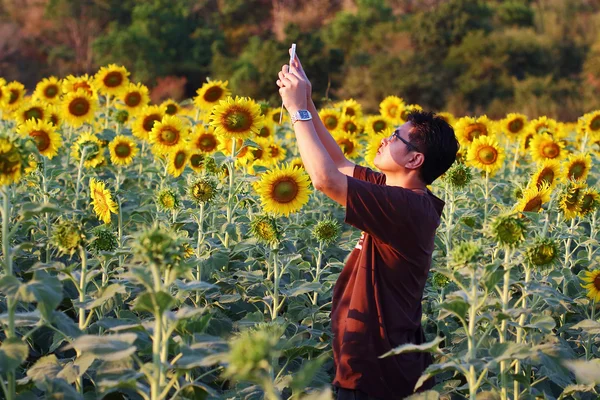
[344,175,419,247]
[353,165,386,185]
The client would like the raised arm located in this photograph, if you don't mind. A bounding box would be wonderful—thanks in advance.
[288,53,355,177]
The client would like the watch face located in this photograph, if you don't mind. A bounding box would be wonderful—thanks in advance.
[298,110,310,119]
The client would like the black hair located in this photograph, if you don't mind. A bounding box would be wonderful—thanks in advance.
[406,111,459,185]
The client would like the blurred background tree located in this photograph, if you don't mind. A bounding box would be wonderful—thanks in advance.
[1,0,599,119]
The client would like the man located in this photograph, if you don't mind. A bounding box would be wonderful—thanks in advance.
[277,50,459,400]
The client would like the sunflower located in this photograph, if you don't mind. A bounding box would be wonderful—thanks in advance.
[132,105,164,141]
[94,64,130,97]
[436,112,456,126]
[578,110,600,141]
[399,104,423,124]
[379,96,405,122]
[455,116,493,148]
[563,153,592,182]
[71,132,104,168]
[17,120,62,159]
[217,137,255,168]
[119,83,149,116]
[89,178,118,224]
[319,108,342,131]
[558,181,587,220]
[254,163,312,217]
[149,115,189,155]
[364,115,393,136]
[109,135,138,166]
[0,136,27,186]
[529,133,566,163]
[47,105,63,128]
[579,188,600,217]
[33,77,62,104]
[581,270,600,302]
[167,146,189,177]
[334,131,361,160]
[13,100,48,125]
[62,74,95,96]
[188,151,206,173]
[194,80,231,110]
[61,90,98,128]
[248,137,273,167]
[499,113,528,138]
[365,129,389,168]
[339,99,363,119]
[514,183,552,213]
[466,135,505,175]
[530,116,558,135]
[290,157,304,170]
[209,96,264,140]
[530,159,562,191]
[161,99,181,116]
[266,107,289,125]
[338,115,362,135]
[257,120,275,139]
[191,125,220,154]
[526,237,560,267]
[2,82,26,111]
[266,141,287,164]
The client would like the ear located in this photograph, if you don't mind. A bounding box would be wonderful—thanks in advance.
[406,152,425,169]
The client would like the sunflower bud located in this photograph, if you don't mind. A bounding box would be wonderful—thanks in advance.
[461,216,477,228]
[526,237,559,267]
[579,188,600,217]
[52,220,85,256]
[250,215,282,246]
[223,323,284,382]
[451,241,483,268]
[89,225,119,254]
[490,214,527,247]
[432,271,451,289]
[133,225,186,268]
[312,218,341,246]
[444,162,472,190]
[156,188,180,211]
[188,176,218,205]
[203,156,219,175]
[114,109,129,125]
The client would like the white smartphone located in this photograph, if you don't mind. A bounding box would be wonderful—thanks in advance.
[279,43,297,124]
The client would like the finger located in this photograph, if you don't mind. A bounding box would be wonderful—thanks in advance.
[281,75,293,86]
[276,79,283,87]
[284,70,301,82]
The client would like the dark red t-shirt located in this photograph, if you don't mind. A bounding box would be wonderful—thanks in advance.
[331,165,444,399]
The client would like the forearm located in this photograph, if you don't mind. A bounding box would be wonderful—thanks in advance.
[292,119,338,187]
[307,100,347,166]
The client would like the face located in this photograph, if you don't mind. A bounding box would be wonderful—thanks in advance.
[374,121,423,172]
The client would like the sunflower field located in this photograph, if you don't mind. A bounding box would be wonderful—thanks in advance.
[0,65,599,400]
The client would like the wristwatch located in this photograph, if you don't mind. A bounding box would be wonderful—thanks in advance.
[291,109,312,124]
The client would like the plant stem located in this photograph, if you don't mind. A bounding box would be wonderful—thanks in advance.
[500,249,512,400]
[105,95,111,130]
[195,203,205,304]
[2,188,16,400]
[585,297,596,360]
[43,160,51,263]
[468,267,478,400]
[224,140,237,249]
[271,245,281,320]
[78,246,88,330]
[73,148,87,208]
[514,264,531,400]
[311,242,324,306]
[483,171,490,226]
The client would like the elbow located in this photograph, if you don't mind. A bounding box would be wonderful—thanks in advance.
[312,177,329,192]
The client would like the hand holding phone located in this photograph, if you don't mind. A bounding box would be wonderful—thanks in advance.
[279,43,296,124]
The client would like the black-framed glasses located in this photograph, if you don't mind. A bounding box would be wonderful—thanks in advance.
[390,129,421,153]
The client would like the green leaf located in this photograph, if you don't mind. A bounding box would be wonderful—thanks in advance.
[174,280,216,292]
[0,275,21,296]
[0,338,29,375]
[0,311,40,327]
[68,333,137,362]
[290,353,329,392]
[132,291,175,314]
[488,342,531,363]
[57,354,95,384]
[18,271,62,319]
[282,281,321,297]
[438,299,469,323]
[81,284,127,310]
[484,269,504,292]
[20,202,60,219]
[26,355,62,389]
[570,319,600,335]
[563,359,600,385]
[379,337,444,359]
[558,384,598,399]
[524,315,556,333]
[414,361,465,391]
[404,391,440,400]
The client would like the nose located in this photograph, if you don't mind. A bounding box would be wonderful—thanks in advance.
[380,137,389,147]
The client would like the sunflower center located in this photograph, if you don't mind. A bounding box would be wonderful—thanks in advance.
[537,168,554,187]
[535,123,549,134]
[125,92,142,107]
[174,151,186,169]
[252,148,264,159]
[523,197,542,212]
[542,143,559,158]
[580,194,594,214]
[69,97,91,117]
[373,120,386,132]
[25,107,44,121]
[104,71,124,88]
[44,85,59,98]
[344,122,357,134]
[165,104,178,115]
[388,106,398,117]
[204,86,224,103]
[50,114,59,126]
[224,108,252,132]
[565,188,582,210]
[524,133,534,149]
[115,143,132,158]
[466,124,487,141]
[9,89,19,104]
[269,145,280,158]
[190,154,204,168]
[73,82,92,95]
[508,119,523,133]
[593,274,600,291]
[568,162,586,180]
[198,135,217,152]
[477,146,497,164]
[339,139,354,155]
[258,126,270,138]
[160,128,179,145]
[401,110,409,120]
[272,178,299,204]
[30,130,51,152]
[591,116,600,132]
[324,116,338,130]
[143,114,161,132]
[0,147,21,175]
[345,108,356,116]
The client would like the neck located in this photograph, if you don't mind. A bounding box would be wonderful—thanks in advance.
[384,171,427,192]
